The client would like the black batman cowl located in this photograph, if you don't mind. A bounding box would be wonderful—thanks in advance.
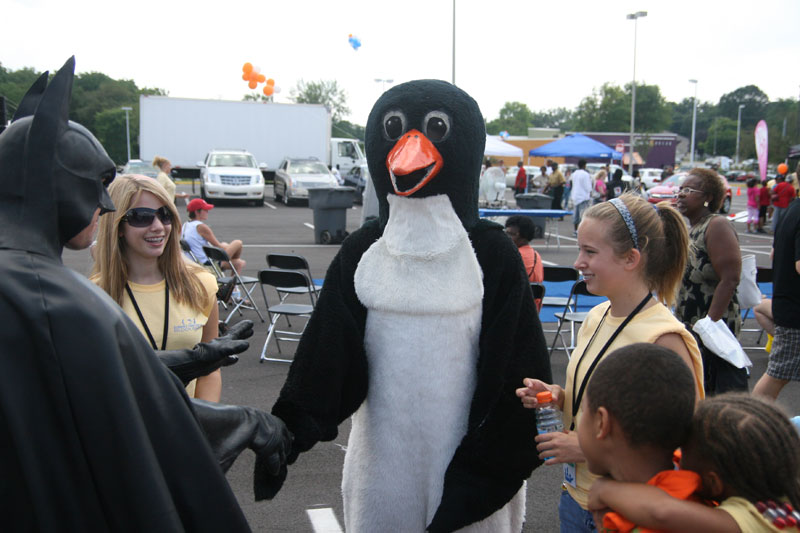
[365,79,485,231]
[0,56,116,258]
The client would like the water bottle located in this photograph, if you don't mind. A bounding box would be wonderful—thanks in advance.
[536,391,564,461]
[231,287,241,302]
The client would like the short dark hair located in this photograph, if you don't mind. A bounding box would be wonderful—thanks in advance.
[505,215,536,241]
[550,161,559,170]
[578,159,587,169]
[613,168,624,180]
[586,343,695,452]
[689,168,726,211]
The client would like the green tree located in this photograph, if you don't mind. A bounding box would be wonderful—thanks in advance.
[95,107,133,164]
[0,63,41,118]
[486,101,535,135]
[290,79,350,122]
[332,120,365,141]
[531,107,575,131]
[700,117,737,157]
[718,85,769,131]
[573,83,628,131]
[629,83,670,133]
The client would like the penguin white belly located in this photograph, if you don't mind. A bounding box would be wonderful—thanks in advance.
[345,194,524,532]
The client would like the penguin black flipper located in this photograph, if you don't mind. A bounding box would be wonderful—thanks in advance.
[272,221,378,460]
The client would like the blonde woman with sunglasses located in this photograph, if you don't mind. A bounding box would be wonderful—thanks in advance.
[92,175,223,401]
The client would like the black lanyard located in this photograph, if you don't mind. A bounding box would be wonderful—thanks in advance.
[569,292,652,430]
[125,280,169,351]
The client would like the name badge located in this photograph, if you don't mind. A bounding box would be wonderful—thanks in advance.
[563,462,577,488]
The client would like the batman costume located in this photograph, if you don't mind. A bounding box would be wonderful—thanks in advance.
[273,80,552,532]
[0,57,290,531]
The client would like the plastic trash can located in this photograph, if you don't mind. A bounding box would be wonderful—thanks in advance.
[308,187,355,244]
[513,193,552,239]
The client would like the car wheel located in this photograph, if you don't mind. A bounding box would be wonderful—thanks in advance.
[283,190,290,206]
[720,195,731,214]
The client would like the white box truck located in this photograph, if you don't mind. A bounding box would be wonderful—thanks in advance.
[138,95,365,181]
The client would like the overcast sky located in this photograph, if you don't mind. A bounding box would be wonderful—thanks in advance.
[5,0,799,126]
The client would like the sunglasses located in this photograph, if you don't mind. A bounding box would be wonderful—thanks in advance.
[678,186,705,196]
[122,207,173,228]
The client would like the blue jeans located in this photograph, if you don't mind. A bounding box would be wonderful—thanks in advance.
[559,487,596,533]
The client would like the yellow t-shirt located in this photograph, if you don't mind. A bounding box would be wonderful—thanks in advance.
[120,271,218,396]
[549,169,566,187]
[563,300,704,508]
[156,171,177,203]
[718,497,786,532]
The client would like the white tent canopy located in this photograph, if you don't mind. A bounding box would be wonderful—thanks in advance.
[484,135,523,157]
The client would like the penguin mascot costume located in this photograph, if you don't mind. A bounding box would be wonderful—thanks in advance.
[273,80,552,532]
[0,57,291,530]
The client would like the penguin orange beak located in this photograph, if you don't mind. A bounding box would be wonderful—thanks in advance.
[385,129,444,196]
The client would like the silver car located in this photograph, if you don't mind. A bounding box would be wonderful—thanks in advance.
[121,159,159,179]
[274,158,339,206]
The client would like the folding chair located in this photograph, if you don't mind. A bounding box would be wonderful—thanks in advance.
[202,245,265,324]
[258,268,316,363]
[741,266,772,349]
[179,239,201,264]
[530,282,546,301]
[549,279,595,358]
[266,253,323,305]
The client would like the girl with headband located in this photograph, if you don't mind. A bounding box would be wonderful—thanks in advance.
[517,193,704,532]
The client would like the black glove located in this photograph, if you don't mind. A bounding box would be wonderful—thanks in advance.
[157,320,254,385]
[192,399,293,500]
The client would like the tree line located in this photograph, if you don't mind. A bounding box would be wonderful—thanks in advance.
[3,61,796,165]
[487,82,799,164]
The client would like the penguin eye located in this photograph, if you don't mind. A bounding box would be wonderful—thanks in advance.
[423,111,450,142]
[382,111,406,141]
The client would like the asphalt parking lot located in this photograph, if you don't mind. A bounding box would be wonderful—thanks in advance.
[61,183,790,532]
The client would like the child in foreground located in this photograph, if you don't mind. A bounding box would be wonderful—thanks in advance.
[588,393,800,532]
[576,343,699,532]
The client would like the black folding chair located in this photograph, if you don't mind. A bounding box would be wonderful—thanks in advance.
[258,268,316,363]
[540,266,580,342]
[549,279,595,358]
[530,282,546,302]
[266,253,323,305]
[203,245,265,323]
[179,239,201,264]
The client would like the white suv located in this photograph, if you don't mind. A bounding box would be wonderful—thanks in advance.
[197,149,265,205]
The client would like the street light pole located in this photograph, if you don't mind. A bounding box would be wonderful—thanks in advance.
[452,0,456,85]
[736,104,745,165]
[626,11,647,175]
[689,79,698,165]
[121,106,132,163]
[374,79,394,93]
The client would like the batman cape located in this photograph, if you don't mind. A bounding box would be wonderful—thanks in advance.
[0,58,251,531]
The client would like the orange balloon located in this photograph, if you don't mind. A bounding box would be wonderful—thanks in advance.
[242,73,250,81]
[248,80,258,89]
[266,78,275,86]
[256,73,266,83]
[778,163,789,175]
[263,85,274,96]
[243,62,253,74]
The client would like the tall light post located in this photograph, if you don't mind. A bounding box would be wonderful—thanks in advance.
[689,79,698,165]
[626,11,647,175]
[374,78,393,93]
[452,0,456,85]
[735,104,745,165]
[121,106,132,163]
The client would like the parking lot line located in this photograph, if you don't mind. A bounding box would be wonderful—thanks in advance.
[304,222,315,230]
[263,201,277,209]
[307,507,343,533]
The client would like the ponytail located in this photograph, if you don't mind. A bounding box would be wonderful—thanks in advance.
[583,193,688,306]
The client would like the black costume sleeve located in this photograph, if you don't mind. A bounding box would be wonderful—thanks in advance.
[271,222,379,460]
[428,221,552,532]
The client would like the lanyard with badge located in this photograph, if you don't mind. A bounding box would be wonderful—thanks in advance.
[563,292,652,488]
[125,281,169,351]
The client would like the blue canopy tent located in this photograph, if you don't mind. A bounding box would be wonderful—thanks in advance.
[529,133,622,160]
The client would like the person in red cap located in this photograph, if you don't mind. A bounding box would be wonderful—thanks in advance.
[182,198,246,272]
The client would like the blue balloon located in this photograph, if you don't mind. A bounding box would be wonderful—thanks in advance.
[348,35,361,51]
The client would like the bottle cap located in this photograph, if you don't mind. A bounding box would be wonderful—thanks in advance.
[536,391,552,404]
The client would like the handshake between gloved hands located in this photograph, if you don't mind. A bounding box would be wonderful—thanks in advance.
[157,319,254,385]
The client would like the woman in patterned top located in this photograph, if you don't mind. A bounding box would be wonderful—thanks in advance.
[675,168,745,395]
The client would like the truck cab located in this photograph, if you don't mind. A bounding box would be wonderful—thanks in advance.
[330,138,366,176]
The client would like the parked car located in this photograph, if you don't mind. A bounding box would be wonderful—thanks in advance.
[197,149,265,205]
[273,158,339,206]
[646,172,732,213]
[638,168,663,190]
[343,164,370,204]
[586,163,633,186]
[121,159,159,179]
[504,165,541,188]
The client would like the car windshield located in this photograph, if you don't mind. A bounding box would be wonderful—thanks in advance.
[664,173,687,186]
[289,162,330,175]
[209,154,257,168]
